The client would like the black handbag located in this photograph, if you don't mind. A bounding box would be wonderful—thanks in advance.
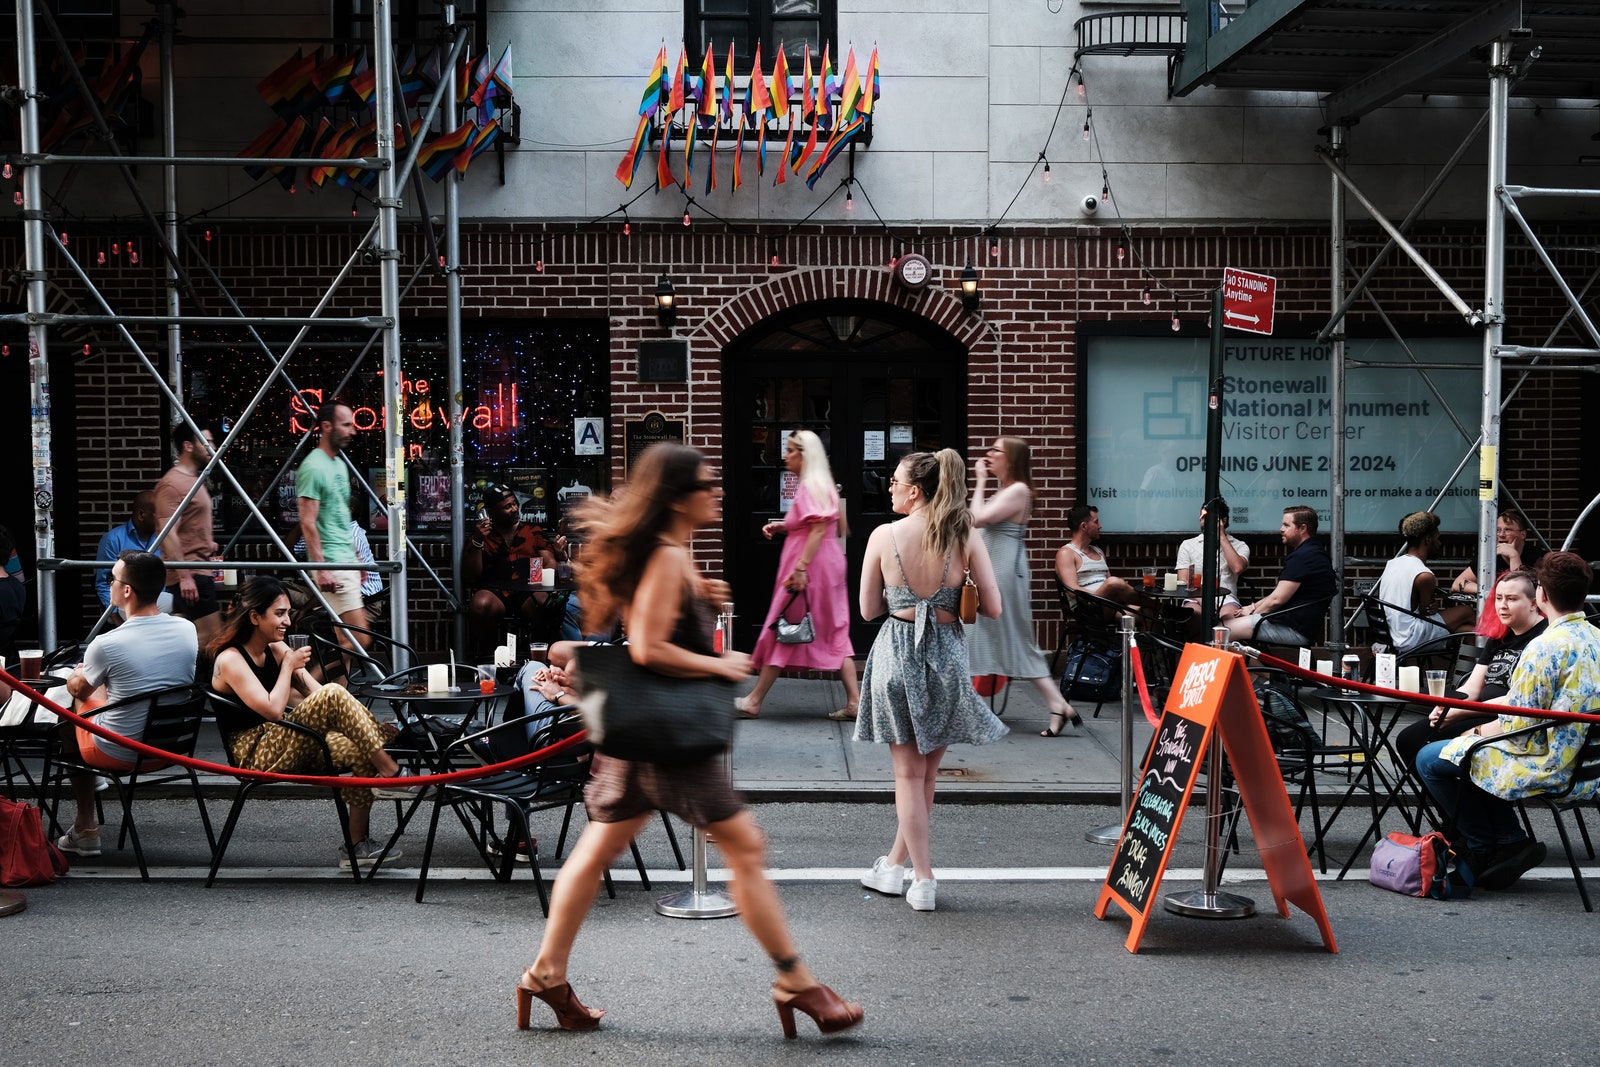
[770,588,816,644]
[571,644,740,767]
[1060,642,1122,703]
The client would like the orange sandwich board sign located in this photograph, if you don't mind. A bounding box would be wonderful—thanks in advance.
[1222,267,1276,336]
[1094,643,1336,954]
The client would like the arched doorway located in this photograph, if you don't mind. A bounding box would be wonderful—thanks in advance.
[721,299,968,652]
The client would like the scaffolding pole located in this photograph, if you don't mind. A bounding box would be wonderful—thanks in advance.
[1476,38,1511,603]
[1327,124,1348,652]
[16,0,56,647]
[442,1,468,657]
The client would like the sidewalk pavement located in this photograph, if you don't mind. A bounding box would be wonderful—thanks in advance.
[175,676,1148,804]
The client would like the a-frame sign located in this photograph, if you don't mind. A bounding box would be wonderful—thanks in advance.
[1094,643,1337,953]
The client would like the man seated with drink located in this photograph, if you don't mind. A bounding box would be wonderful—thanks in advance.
[1174,496,1250,622]
[462,483,567,651]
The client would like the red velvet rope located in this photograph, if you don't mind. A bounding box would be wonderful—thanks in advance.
[1127,637,1161,728]
[1252,651,1600,726]
[1,669,589,788]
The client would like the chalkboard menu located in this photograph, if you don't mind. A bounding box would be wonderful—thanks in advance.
[1107,709,1206,915]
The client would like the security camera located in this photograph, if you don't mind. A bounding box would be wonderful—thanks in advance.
[1079,195,1099,217]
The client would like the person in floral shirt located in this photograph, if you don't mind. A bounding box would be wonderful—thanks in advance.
[1417,552,1600,889]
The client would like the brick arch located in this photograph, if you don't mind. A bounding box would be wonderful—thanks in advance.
[690,265,989,353]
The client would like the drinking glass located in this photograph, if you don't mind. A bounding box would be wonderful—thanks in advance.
[285,634,310,651]
[477,664,497,694]
[1425,670,1448,698]
[1141,567,1157,589]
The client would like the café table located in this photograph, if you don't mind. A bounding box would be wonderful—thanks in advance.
[354,674,519,775]
[498,579,579,646]
[1304,684,1436,877]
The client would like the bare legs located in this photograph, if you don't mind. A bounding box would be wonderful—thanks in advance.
[740,658,861,719]
[884,743,946,881]
[526,808,821,1009]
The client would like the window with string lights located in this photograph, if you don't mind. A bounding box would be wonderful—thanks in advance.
[687,0,836,71]
[179,319,610,539]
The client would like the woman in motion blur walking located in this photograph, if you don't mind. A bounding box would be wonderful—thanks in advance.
[516,443,863,1039]
[738,431,859,721]
[964,436,1081,736]
[854,450,1007,912]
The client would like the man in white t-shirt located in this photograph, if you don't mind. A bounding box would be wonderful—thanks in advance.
[56,550,198,857]
[1175,496,1250,621]
[1375,511,1476,655]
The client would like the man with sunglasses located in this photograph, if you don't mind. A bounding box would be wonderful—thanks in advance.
[462,483,568,652]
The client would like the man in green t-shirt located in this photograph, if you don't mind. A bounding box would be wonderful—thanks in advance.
[297,400,370,651]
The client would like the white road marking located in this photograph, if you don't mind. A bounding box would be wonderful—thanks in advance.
[54,864,1597,883]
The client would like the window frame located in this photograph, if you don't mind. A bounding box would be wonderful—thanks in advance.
[685,0,837,75]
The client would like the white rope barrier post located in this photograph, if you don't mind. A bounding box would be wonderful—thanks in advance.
[1165,626,1256,920]
[655,604,738,919]
[1087,614,1138,845]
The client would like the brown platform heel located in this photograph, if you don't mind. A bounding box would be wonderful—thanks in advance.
[516,969,604,1031]
[771,983,865,1039]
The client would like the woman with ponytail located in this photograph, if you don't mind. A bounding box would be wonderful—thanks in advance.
[853,450,1007,912]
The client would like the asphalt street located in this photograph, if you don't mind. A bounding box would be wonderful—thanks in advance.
[6,795,1600,1067]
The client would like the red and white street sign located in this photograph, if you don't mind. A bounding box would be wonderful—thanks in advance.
[1222,267,1277,336]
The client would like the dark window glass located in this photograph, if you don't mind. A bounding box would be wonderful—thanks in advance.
[688,0,835,73]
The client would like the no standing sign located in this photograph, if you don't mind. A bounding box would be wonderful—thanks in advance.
[1222,267,1277,336]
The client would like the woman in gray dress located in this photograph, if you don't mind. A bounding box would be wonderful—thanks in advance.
[855,449,1007,912]
[966,436,1081,736]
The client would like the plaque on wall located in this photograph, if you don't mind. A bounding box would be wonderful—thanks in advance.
[623,410,687,477]
[637,339,689,383]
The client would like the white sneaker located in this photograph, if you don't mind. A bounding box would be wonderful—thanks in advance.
[907,878,937,912]
[338,837,402,869]
[861,856,907,896]
[373,768,436,800]
[56,828,102,856]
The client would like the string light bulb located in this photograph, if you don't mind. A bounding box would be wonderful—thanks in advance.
[771,253,780,267]
[204,229,212,241]
[535,256,544,272]
[989,236,1000,260]
[623,221,631,236]
[845,186,854,210]
[1076,71,1086,99]
[59,232,67,246]
[1102,182,1110,204]
[1116,244,1125,264]
[1142,286,1151,306]
[682,209,691,226]
[97,250,106,265]
[83,343,91,355]
[1171,312,1181,332]
[112,242,120,255]
[438,255,446,267]
[129,249,139,265]
[12,190,22,206]
[1,345,8,356]
[350,196,359,217]
[1083,109,1092,140]
[2,163,10,178]
[289,183,297,194]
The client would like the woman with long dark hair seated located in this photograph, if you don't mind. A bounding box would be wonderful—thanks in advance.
[208,576,414,866]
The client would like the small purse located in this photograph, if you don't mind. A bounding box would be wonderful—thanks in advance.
[771,588,816,645]
[571,645,740,767]
[959,557,979,625]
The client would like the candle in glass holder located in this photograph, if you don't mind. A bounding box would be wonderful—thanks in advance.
[1163,572,1179,592]
[427,663,449,692]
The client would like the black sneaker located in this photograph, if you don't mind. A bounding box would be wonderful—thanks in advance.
[1477,840,1547,890]
[488,837,536,863]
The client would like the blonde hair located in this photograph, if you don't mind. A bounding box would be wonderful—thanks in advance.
[900,449,971,561]
[790,430,848,537]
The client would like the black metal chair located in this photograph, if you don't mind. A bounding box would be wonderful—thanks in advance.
[1458,722,1600,910]
[1353,594,1468,668]
[42,684,213,880]
[1059,586,1147,717]
[204,691,367,886]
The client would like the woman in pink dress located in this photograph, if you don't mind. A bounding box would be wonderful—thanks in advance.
[736,431,860,721]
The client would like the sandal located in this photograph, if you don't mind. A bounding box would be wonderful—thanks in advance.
[735,696,761,719]
[1039,706,1083,737]
[826,704,859,722]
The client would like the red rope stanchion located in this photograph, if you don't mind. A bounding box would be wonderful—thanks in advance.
[1127,637,1161,728]
[1251,650,1600,727]
[1,669,589,790]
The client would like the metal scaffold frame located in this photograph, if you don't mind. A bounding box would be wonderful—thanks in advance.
[8,0,480,657]
[1312,37,1600,647]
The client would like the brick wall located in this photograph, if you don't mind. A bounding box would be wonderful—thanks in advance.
[6,218,1594,651]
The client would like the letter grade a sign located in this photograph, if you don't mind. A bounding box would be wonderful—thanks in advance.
[1222,267,1277,336]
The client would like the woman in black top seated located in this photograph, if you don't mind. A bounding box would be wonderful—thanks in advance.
[209,577,414,866]
[1395,568,1547,771]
